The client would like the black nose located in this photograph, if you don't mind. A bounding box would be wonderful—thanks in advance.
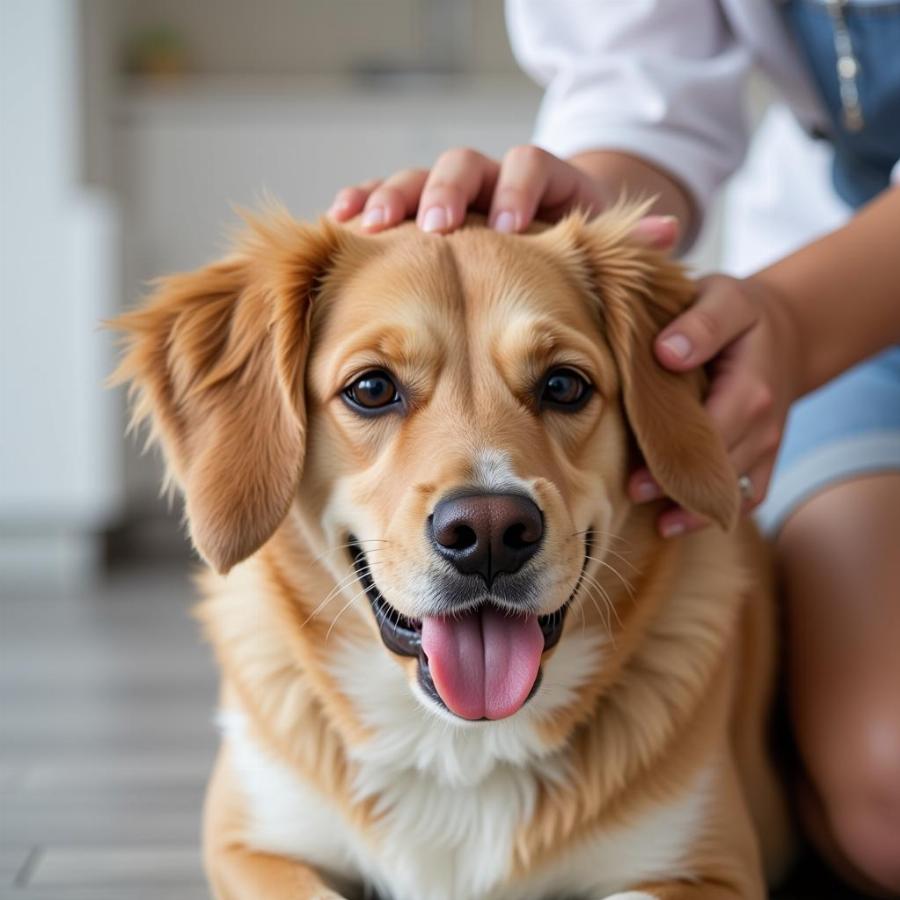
[429,492,544,585]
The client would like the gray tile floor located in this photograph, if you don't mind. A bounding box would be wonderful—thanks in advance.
[1,566,216,900]
[0,563,860,899]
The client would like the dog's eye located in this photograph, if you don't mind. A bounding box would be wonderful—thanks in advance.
[344,370,400,412]
[540,368,592,411]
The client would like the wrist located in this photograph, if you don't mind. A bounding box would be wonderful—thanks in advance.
[568,149,697,249]
[747,190,900,392]
[743,273,810,401]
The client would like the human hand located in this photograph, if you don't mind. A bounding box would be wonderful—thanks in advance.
[628,274,803,537]
[328,146,617,235]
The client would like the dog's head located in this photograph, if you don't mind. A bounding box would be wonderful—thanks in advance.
[113,206,738,724]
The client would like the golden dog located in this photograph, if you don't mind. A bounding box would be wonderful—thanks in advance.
[113,206,792,900]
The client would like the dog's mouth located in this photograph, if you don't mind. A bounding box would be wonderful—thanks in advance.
[348,532,592,722]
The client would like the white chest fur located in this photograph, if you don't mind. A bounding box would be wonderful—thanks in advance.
[223,626,710,900]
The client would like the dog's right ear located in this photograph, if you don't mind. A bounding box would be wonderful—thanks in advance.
[111,212,370,574]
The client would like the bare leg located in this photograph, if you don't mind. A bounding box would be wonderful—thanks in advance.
[778,473,900,896]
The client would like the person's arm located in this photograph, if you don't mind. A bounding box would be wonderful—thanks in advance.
[508,0,751,245]
[751,186,900,394]
[632,186,900,536]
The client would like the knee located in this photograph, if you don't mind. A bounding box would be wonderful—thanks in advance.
[815,711,900,894]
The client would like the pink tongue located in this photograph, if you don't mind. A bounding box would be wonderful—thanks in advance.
[420,607,544,720]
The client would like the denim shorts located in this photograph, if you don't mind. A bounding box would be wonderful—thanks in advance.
[756,345,900,534]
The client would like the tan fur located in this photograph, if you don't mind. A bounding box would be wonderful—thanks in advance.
[112,205,792,899]
[203,746,344,900]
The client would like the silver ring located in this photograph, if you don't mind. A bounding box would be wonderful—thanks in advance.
[737,474,754,501]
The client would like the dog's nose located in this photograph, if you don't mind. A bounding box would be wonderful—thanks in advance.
[430,493,544,585]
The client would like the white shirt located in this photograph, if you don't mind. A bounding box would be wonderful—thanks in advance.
[505,0,900,274]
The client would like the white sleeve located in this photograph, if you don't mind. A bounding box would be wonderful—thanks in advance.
[506,0,752,218]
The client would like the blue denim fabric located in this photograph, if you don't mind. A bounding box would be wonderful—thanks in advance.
[783,0,900,207]
[757,348,900,532]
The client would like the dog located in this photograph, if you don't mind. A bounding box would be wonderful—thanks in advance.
[113,205,793,900]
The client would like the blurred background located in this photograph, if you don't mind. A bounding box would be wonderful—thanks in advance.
[0,2,732,897]
[1,0,552,582]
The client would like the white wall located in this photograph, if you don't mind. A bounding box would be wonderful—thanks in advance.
[0,0,122,576]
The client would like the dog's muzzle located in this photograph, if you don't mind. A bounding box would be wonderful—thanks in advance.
[348,529,591,722]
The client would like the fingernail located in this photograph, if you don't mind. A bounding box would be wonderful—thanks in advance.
[493,210,517,234]
[328,194,351,216]
[633,478,662,502]
[361,206,385,228]
[421,206,448,233]
[658,333,692,362]
[633,214,677,234]
[661,519,686,539]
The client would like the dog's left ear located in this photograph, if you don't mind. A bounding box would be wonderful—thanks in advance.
[111,211,369,573]
[541,211,740,530]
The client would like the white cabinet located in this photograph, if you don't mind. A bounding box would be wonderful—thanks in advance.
[114,77,541,275]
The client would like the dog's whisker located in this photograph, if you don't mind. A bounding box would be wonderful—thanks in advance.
[601,562,636,601]
[582,588,608,633]
[586,570,623,630]
[600,553,641,587]
[570,527,632,550]
[301,560,385,629]
[584,554,637,598]
[301,572,360,629]
[578,569,621,638]
[583,550,634,581]
[301,553,385,624]
[589,543,641,573]
[598,562,636,600]
[325,585,371,642]
[590,531,635,554]
[325,597,361,642]
[370,588,403,636]
[586,584,613,635]
[307,540,389,569]
[324,559,389,638]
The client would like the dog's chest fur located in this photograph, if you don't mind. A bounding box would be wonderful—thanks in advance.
[222,625,713,900]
